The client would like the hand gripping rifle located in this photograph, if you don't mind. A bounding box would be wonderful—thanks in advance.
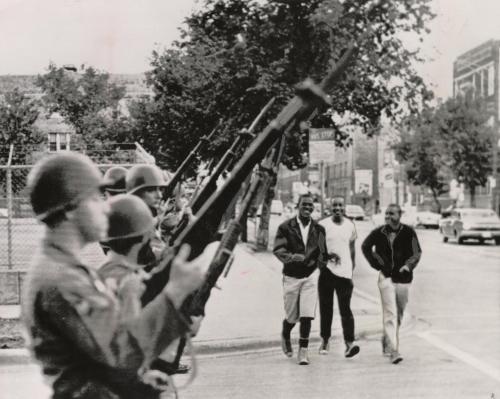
[141,40,359,307]
[167,97,276,244]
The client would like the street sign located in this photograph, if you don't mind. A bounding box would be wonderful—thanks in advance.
[309,128,336,164]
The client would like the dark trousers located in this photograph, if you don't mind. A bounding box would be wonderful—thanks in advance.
[318,268,355,343]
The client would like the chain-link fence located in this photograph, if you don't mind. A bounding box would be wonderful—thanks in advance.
[0,144,156,303]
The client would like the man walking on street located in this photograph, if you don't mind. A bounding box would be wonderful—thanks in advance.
[361,203,422,364]
[273,194,326,365]
[318,197,360,358]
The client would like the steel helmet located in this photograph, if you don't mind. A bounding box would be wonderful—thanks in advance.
[103,166,127,194]
[28,152,108,222]
[126,164,167,194]
[103,194,155,241]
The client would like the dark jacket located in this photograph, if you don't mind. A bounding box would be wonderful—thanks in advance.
[22,238,189,399]
[273,217,327,279]
[361,224,422,283]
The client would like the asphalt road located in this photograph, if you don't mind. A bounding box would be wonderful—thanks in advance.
[1,220,499,399]
[180,221,500,399]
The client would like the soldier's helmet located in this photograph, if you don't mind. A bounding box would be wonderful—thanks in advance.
[103,194,155,241]
[28,152,108,222]
[103,166,127,195]
[126,164,167,194]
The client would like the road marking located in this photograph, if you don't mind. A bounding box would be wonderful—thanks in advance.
[417,331,500,383]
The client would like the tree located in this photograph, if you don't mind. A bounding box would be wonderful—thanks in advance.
[437,95,494,207]
[36,64,130,149]
[0,89,43,165]
[137,0,435,247]
[393,108,449,213]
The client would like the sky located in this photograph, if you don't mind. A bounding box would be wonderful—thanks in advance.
[1,0,500,99]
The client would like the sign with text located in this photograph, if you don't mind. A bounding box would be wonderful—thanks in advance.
[309,128,336,164]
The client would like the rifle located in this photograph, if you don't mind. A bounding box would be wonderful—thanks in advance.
[161,120,221,203]
[167,97,276,244]
[141,40,359,306]
[187,137,284,316]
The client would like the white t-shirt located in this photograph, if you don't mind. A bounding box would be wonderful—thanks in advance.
[319,217,357,279]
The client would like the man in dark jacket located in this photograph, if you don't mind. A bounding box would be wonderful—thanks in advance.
[361,203,422,364]
[273,194,327,365]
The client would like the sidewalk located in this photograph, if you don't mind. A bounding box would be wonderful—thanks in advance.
[0,243,404,360]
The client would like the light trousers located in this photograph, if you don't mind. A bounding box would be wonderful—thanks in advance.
[377,272,409,353]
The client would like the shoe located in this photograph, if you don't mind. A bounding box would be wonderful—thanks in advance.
[390,352,403,364]
[344,342,360,358]
[150,359,191,375]
[298,347,309,365]
[174,364,191,374]
[319,339,330,355]
[281,336,293,358]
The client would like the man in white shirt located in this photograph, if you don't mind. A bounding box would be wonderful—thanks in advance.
[318,197,360,358]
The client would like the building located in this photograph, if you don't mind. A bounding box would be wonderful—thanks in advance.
[453,39,500,210]
[276,126,379,215]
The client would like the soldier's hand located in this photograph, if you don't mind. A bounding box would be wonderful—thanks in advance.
[118,273,145,299]
[400,265,410,273]
[164,242,218,309]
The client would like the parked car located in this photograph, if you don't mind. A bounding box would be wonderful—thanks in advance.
[345,204,365,221]
[440,208,500,245]
[415,211,440,229]
[270,200,284,216]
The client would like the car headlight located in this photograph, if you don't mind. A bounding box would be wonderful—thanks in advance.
[462,223,472,230]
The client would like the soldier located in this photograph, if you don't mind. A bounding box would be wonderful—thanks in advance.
[100,166,128,255]
[22,152,210,399]
[102,166,128,198]
[126,164,192,375]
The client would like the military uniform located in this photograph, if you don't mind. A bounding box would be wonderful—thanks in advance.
[23,237,190,399]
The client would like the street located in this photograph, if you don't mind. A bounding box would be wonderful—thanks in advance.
[1,220,500,398]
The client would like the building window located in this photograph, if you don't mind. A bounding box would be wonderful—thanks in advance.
[48,132,71,152]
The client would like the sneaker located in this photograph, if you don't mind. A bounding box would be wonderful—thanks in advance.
[390,352,403,364]
[281,336,293,358]
[174,364,191,374]
[298,347,309,365]
[319,339,330,355]
[345,342,360,358]
[150,359,190,375]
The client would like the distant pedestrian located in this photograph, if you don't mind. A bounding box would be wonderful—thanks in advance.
[361,203,422,364]
[273,194,327,365]
[318,197,360,358]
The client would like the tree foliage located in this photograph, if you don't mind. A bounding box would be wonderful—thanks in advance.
[394,95,494,208]
[36,64,131,146]
[437,95,494,207]
[393,107,448,212]
[0,89,43,165]
[134,0,434,172]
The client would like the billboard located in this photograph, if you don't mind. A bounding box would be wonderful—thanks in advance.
[355,169,373,196]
